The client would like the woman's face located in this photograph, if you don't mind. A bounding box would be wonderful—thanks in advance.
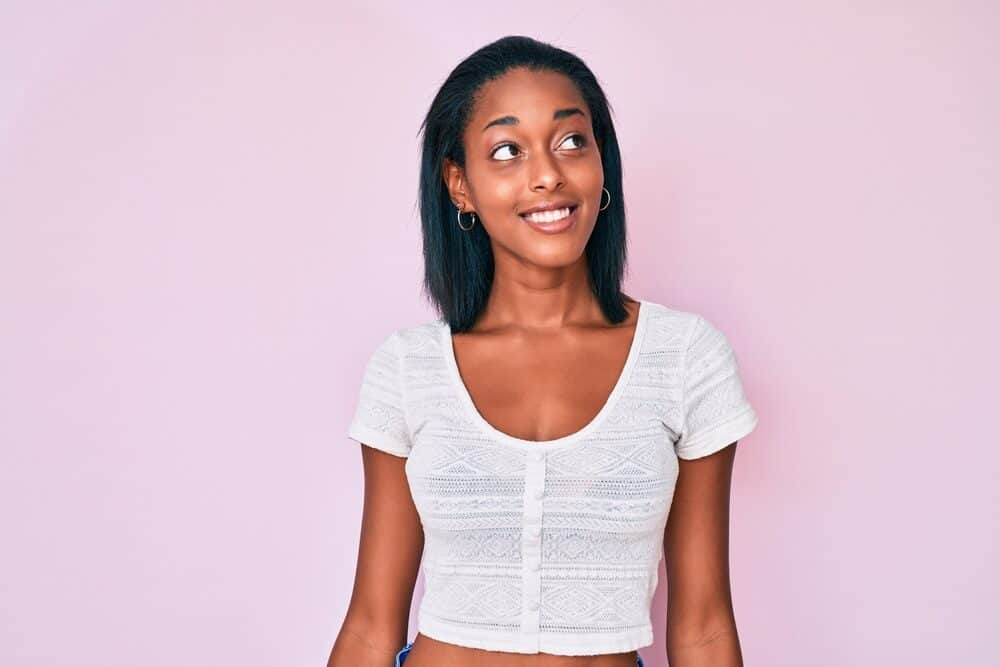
[444,67,604,269]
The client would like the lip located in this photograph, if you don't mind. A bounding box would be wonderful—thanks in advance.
[519,204,579,235]
[518,199,578,215]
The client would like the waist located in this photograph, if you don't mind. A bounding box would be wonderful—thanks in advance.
[398,632,646,667]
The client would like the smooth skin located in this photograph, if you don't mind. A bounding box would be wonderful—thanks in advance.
[328,67,743,667]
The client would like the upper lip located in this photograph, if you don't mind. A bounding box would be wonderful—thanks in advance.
[519,199,578,216]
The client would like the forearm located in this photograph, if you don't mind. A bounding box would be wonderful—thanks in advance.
[666,621,743,667]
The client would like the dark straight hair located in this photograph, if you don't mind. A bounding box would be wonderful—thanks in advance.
[417,35,630,332]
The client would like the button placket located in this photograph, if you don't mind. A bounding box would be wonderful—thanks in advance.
[520,448,547,644]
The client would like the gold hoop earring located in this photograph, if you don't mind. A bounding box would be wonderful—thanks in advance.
[600,187,611,211]
[457,206,477,231]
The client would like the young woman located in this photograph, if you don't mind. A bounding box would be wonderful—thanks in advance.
[329,36,759,667]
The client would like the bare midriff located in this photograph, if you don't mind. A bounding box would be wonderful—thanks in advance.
[401,633,641,667]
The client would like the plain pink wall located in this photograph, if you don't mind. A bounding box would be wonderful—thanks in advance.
[2,2,997,665]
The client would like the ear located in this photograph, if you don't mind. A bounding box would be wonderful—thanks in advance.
[442,158,475,213]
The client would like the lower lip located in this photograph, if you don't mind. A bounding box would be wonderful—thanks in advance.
[519,207,578,234]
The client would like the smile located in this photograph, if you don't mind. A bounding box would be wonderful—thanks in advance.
[521,207,573,223]
[518,205,579,234]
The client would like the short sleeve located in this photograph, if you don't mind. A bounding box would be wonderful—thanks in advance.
[346,331,413,458]
[675,315,759,460]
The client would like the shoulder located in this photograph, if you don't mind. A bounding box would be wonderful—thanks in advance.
[353,318,445,401]
[637,298,701,347]
[637,298,743,361]
[365,317,447,360]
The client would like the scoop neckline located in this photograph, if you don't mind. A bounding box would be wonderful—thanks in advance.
[438,299,650,450]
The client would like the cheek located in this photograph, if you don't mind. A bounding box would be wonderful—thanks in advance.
[475,174,520,212]
[555,151,602,185]
[576,154,605,186]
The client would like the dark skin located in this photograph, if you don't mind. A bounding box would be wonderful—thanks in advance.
[328,67,743,667]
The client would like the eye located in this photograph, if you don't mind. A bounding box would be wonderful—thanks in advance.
[490,134,587,161]
[491,143,521,161]
[559,133,587,150]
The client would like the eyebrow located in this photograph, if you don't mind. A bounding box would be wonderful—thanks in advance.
[482,107,586,132]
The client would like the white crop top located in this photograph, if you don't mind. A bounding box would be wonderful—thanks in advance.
[345,299,759,655]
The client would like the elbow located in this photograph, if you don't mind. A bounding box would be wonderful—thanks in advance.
[333,611,408,662]
[666,600,738,647]
[341,606,409,647]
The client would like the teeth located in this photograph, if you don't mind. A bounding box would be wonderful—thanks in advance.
[523,207,571,223]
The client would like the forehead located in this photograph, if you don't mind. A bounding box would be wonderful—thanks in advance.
[469,68,587,126]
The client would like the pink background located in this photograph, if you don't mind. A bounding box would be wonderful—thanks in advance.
[2,2,997,665]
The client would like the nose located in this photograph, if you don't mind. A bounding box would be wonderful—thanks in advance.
[528,150,564,192]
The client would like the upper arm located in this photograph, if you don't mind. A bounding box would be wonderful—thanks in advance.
[344,444,423,645]
[342,331,422,644]
[674,315,757,460]
[346,331,414,458]
[663,314,759,636]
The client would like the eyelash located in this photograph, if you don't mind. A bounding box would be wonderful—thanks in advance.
[491,133,587,161]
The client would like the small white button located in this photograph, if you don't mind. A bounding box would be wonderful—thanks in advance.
[532,450,544,462]
[528,598,540,611]
[529,558,540,571]
[532,487,544,500]
[528,525,541,538]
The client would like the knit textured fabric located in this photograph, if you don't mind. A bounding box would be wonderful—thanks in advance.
[346,299,759,655]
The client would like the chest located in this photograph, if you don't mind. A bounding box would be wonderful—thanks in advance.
[449,324,637,443]
[399,312,687,500]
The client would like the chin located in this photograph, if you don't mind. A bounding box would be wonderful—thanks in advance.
[520,244,589,268]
